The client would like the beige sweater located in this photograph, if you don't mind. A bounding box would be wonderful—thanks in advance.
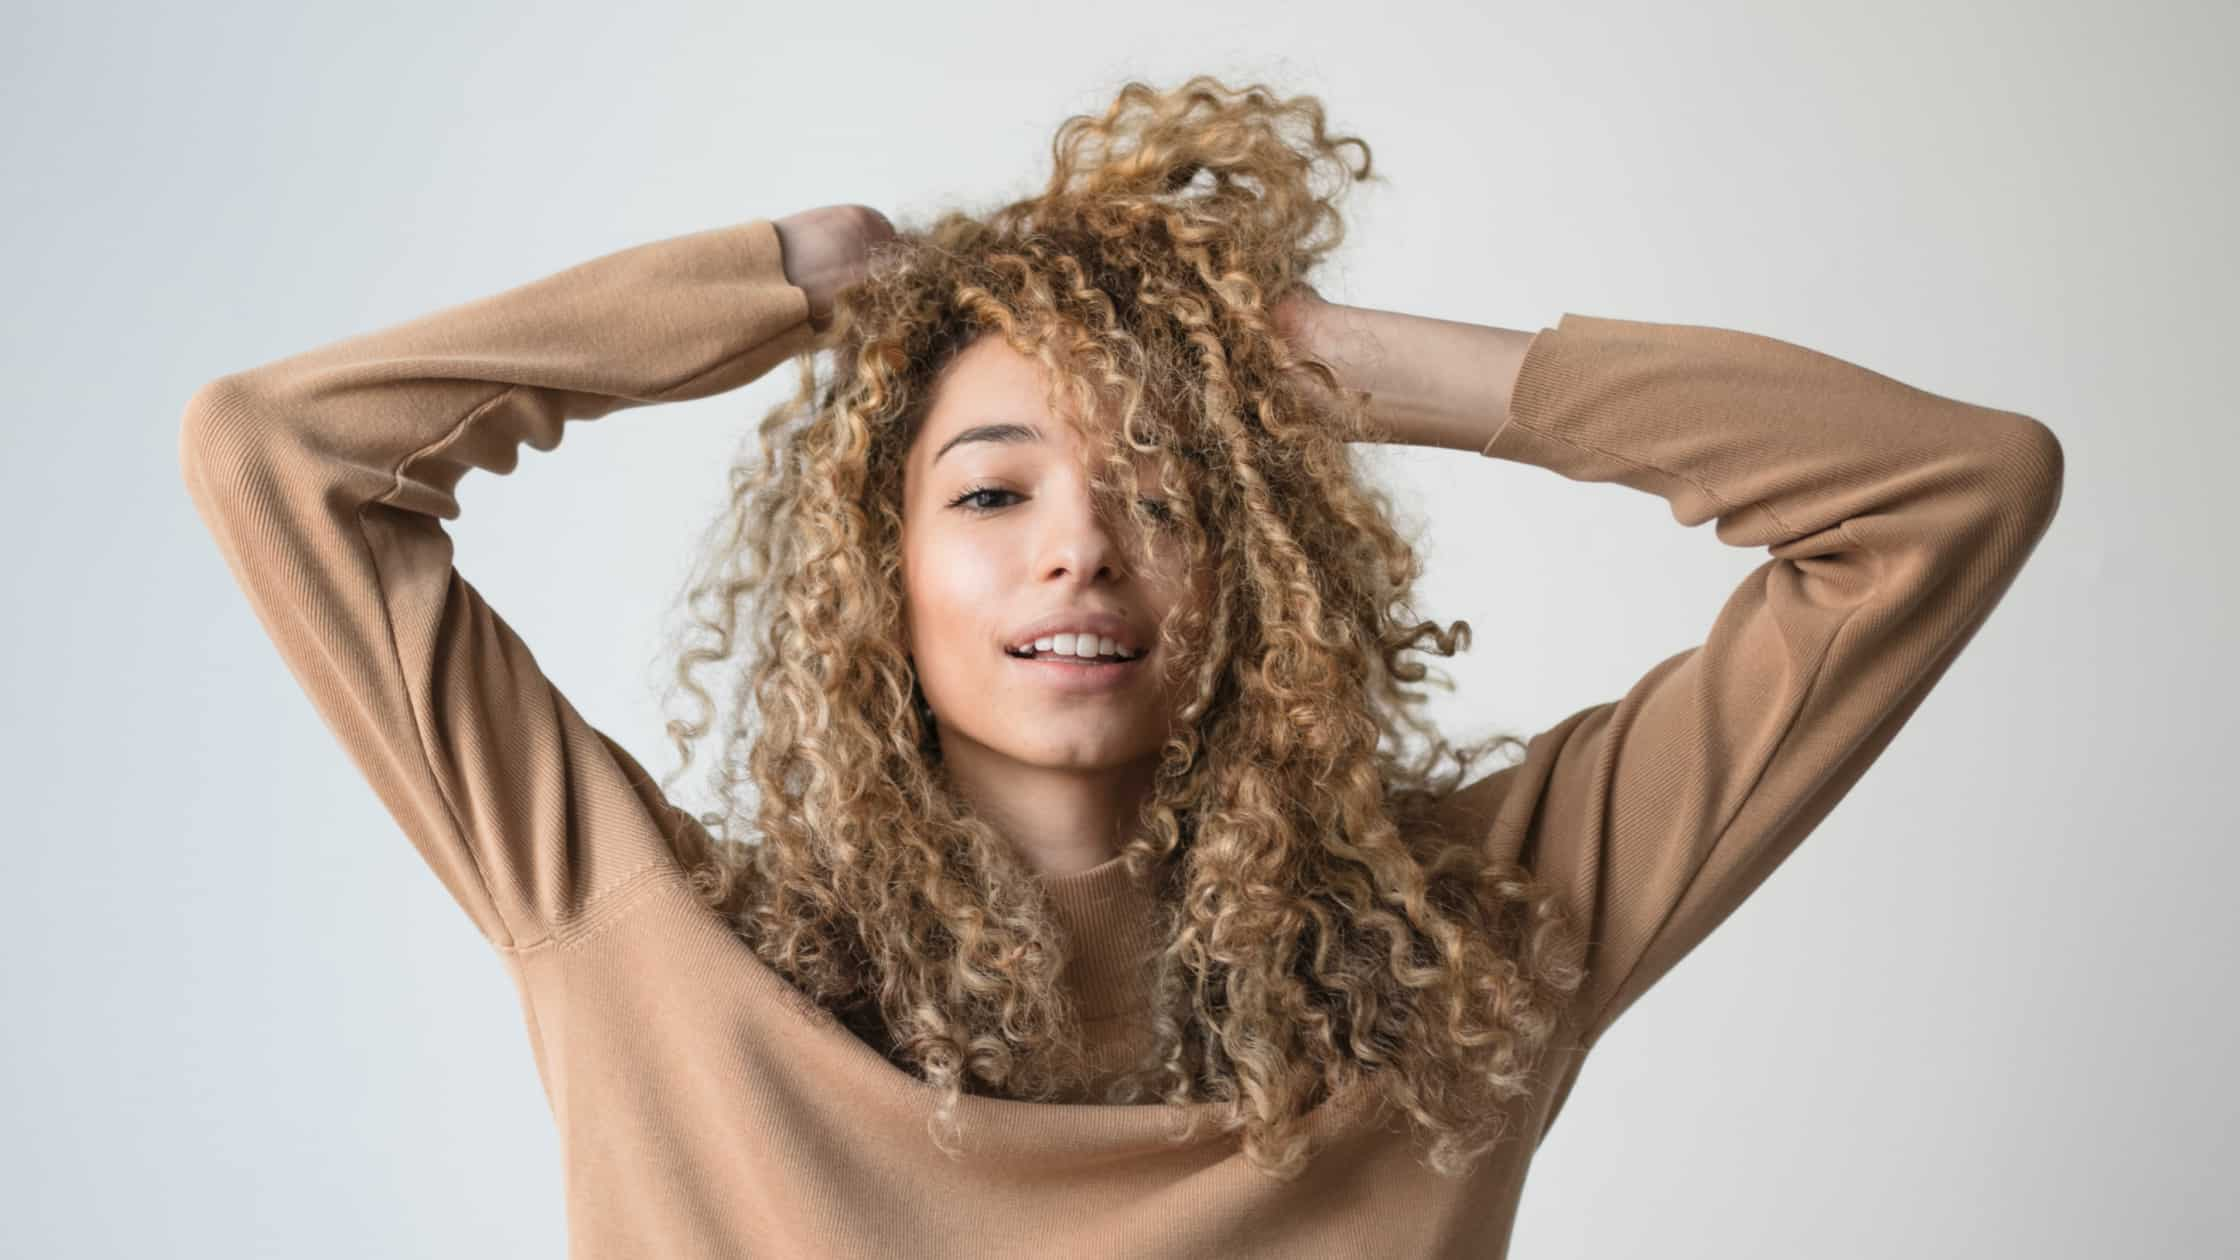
[176,217,2063,1258]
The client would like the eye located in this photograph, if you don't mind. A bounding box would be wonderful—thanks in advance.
[944,485,1177,522]
[945,485,1020,513]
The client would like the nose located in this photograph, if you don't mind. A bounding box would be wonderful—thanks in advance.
[1035,479,1131,586]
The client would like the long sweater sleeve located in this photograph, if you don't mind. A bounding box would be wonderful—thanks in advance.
[177,234,2066,1252]
[177,218,820,950]
[1473,313,2064,1051]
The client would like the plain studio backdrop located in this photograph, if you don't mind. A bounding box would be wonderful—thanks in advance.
[3,1,2228,1256]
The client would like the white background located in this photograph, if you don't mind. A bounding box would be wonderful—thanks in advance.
[4,0,2229,1255]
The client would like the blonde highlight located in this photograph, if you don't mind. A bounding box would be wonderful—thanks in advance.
[653,75,1588,1181]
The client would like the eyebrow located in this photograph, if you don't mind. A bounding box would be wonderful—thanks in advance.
[933,422,1044,466]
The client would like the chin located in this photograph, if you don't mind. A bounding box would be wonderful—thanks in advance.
[980,728,1157,770]
[1012,743,1146,771]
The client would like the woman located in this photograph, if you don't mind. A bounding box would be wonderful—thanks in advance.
[178,76,2062,1257]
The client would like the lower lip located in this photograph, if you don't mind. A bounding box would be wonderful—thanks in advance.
[1004,651,1147,694]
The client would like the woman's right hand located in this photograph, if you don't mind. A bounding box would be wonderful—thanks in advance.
[773,204,897,333]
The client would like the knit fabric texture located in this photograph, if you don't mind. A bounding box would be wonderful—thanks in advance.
[178,217,2063,1258]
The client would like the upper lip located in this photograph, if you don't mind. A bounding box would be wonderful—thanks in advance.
[1004,610,1147,654]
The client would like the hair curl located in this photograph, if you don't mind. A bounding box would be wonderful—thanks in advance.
[653,74,1588,1181]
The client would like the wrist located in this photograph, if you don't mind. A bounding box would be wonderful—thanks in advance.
[770,217,831,330]
[1301,303,1532,452]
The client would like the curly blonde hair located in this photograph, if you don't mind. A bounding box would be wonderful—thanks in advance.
[653,74,1588,1181]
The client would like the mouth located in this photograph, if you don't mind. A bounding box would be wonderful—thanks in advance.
[1003,644,1146,664]
[1002,644,1149,693]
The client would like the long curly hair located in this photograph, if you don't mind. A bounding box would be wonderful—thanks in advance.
[652,74,1588,1181]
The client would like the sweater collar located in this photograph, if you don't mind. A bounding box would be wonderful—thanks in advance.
[1036,852,1165,1022]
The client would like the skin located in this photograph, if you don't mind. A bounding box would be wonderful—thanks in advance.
[774,203,1539,876]
[899,335,1209,877]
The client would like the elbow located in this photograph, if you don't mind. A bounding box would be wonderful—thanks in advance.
[179,375,261,470]
[177,374,272,510]
[2008,414,2064,526]
[1976,412,2064,548]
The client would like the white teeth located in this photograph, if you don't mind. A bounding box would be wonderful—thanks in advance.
[1017,632,1141,660]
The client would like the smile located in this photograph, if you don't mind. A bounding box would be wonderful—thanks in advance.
[1002,647,1147,694]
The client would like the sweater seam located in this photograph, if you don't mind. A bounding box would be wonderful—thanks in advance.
[501,863,679,958]
[1499,412,1808,540]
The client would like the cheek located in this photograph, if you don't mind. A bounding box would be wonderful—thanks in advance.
[904,533,1007,658]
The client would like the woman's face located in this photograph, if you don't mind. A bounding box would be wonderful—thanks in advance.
[900,331,1205,774]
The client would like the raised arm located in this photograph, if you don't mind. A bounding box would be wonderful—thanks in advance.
[1284,296,2064,1048]
[176,210,882,950]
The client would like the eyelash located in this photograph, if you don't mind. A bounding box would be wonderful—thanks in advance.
[946,484,1176,523]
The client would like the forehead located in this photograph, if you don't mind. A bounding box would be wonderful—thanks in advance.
[930,333,1049,409]
[912,333,1115,469]
[919,335,1061,440]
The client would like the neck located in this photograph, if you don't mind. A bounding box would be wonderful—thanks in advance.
[935,734,1156,879]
